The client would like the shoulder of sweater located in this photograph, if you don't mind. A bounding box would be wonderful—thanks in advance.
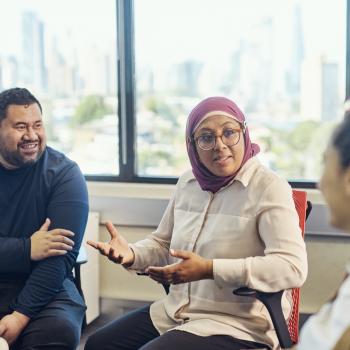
[44,146,77,170]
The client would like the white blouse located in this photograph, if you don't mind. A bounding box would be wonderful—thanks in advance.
[298,262,350,350]
[130,157,308,350]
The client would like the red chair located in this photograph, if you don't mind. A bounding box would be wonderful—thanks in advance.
[233,189,312,349]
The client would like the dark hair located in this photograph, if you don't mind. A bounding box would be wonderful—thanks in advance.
[0,87,42,122]
[332,109,350,169]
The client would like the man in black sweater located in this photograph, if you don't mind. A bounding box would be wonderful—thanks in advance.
[0,88,89,349]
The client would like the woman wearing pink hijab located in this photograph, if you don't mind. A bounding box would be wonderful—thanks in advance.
[86,97,307,350]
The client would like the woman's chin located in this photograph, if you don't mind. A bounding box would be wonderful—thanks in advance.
[211,165,239,177]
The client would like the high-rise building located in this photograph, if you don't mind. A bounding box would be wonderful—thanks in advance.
[300,56,340,121]
[21,11,47,92]
[1,55,19,89]
[287,2,304,97]
[47,36,77,97]
[170,60,202,96]
[321,62,339,121]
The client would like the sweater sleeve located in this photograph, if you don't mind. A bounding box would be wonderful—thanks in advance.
[213,178,308,291]
[0,237,31,273]
[10,163,89,318]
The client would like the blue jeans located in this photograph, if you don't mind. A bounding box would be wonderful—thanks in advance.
[5,279,86,350]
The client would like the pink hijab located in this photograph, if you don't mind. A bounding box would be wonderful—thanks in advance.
[186,96,260,193]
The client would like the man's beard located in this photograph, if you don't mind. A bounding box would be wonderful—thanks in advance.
[0,140,44,168]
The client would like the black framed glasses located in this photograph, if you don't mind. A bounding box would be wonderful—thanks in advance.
[194,128,241,151]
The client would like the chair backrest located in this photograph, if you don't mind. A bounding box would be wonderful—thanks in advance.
[288,189,310,344]
[233,189,312,348]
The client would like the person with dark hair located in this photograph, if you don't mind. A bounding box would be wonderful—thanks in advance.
[297,111,350,350]
[85,97,307,350]
[0,87,89,350]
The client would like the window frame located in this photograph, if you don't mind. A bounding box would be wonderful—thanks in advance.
[85,0,350,188]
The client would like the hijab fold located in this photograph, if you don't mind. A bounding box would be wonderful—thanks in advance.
[186,96,260,193]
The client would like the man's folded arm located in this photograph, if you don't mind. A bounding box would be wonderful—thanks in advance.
[0,237,31,274]
[10,165,89,318]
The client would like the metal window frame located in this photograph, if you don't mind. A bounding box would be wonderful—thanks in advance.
[86,0,350,189]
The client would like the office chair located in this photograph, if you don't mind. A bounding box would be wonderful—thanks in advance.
[233,190,312,349]
[140,190,311,349]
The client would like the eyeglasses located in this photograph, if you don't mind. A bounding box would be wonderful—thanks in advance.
[194,128,241,151]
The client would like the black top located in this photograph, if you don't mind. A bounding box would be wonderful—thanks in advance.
[0,147,89,318]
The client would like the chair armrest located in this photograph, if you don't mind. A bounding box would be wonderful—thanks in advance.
[233,287,293,349]
[74,246,88,295]
[306,201,312,220]
[76,245,88,265]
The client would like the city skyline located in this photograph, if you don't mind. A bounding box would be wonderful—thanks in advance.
[0,0,347,177]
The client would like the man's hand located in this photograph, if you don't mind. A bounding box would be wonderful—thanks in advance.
[30,218,75,261]
[87,221,135,267]
[146,249,213,285]
[0,311,30,345]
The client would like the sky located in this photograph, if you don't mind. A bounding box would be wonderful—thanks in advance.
[0,0,345,58]
[0,0,346,89]
[0,0,116,56]
[134,0,346,64]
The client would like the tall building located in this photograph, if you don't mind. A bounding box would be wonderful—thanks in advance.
[21,11,47,92]
[300,56,339,121]
[1,55,19,89]
[170,60,202,96]
[78,45,114,96]
[47,36,77,97]
[287,2,304,98]
[321,62,339,121]
[235,17,274,113]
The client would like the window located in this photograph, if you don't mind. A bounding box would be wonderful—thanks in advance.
[1,0,348,185]
[0,0,118,175]
[134,0,347,182]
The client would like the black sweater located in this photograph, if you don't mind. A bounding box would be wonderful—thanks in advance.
[0,147,89,318]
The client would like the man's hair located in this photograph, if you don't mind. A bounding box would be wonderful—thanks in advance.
[0,87,42,122]
[332,109,350,169]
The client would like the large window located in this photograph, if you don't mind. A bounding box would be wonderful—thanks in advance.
[134,0,347,182]
[0,0,118,175]
[0,0,348,185]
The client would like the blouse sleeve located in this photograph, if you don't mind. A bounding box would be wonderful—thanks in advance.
[213,177,308,291]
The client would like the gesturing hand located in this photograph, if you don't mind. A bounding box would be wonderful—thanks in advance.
[146,249,213,285]
[30,219,75,261]
[87,221,135,266]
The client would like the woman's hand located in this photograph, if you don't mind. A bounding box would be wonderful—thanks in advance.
[146,249,213,285]
[87,221,135,266]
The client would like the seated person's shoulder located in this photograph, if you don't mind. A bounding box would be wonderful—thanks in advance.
[46,146,75,168]
[44,147,84,183]
[247,158,291,196]
[177,169,196,187]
